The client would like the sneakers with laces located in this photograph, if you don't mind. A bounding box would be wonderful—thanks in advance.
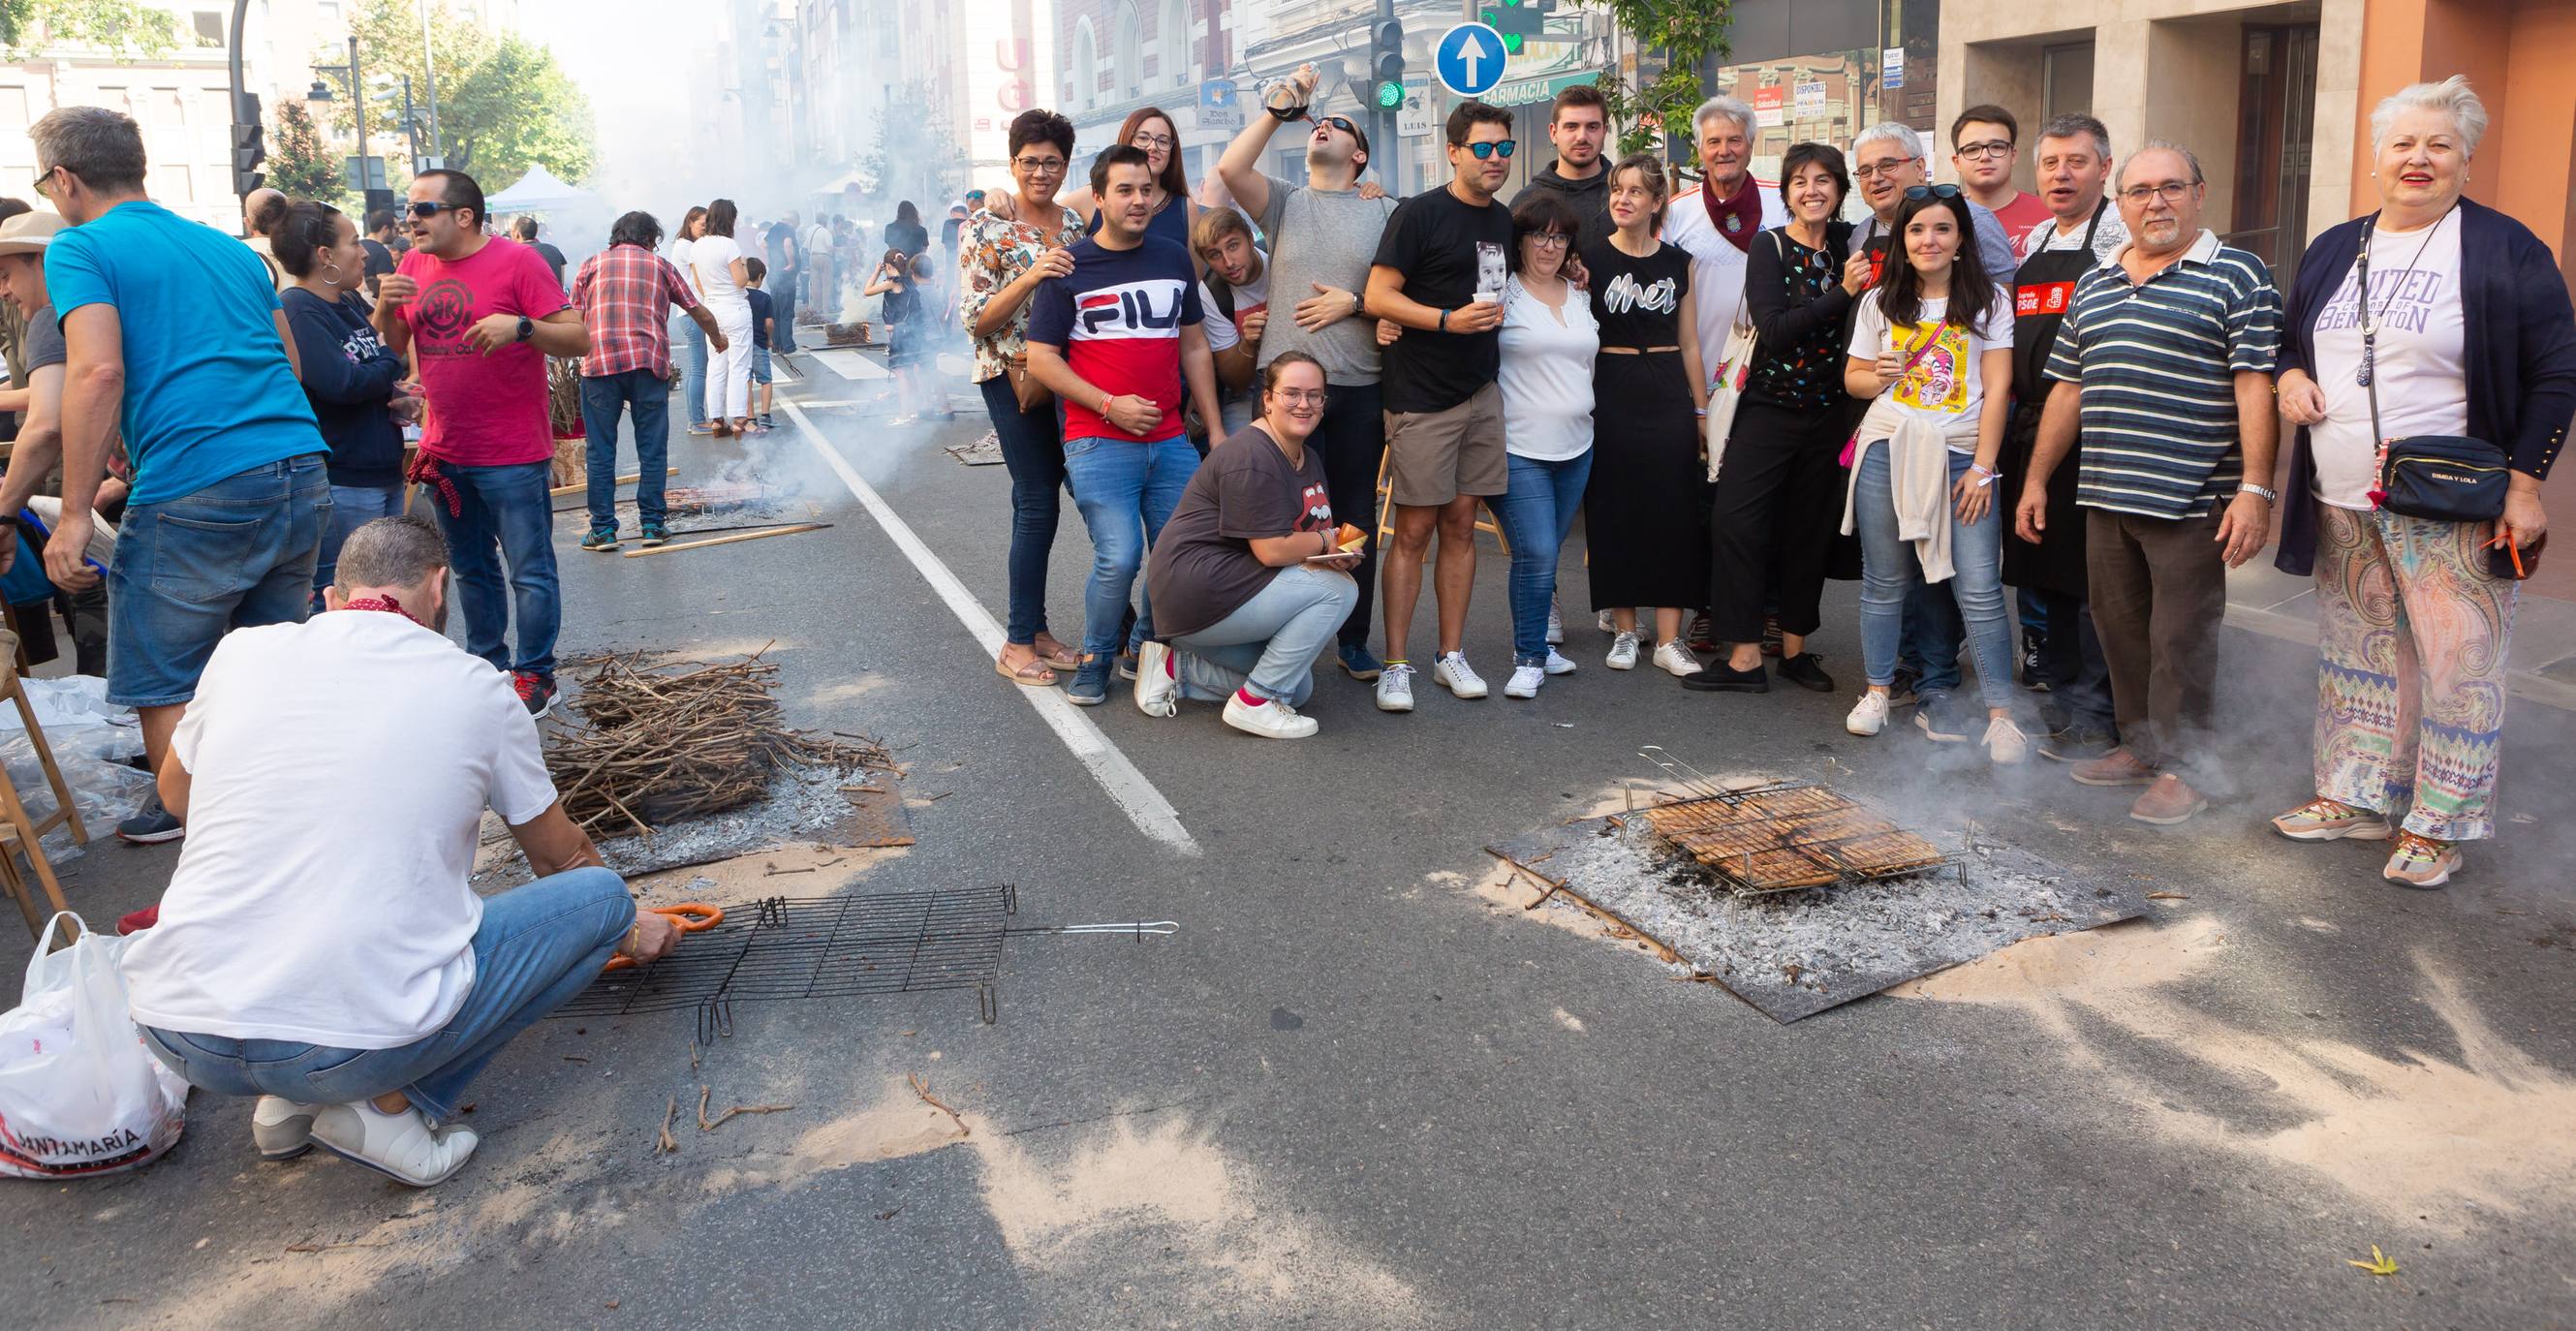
[1652,638,1701,678]
[639,519,670,548]
[116,791,185,845]
[1133,641,1178,718]
[2070,748,2157,788]
[1984,716,2030,764]
[1913,693,1971,742]
[1433,651,1487,698]
[1545,603,1566,645]
[1542,647,1577,675]
[309,1100,479,1188]
[580,527,621,552]
[1222,692,1319,739]
[1686,613,1717,654]
[253,1097,322,1161]
[2382,832,2461,888]
[1375,662,1416,712]
[1605,631,1640,669]
[513,670,557,719]
[1065,657,1112,706]
[1504,663,1545,698]
[1846,692,1890,735]
[1337,641,1384,681]
[2270,796,2394,841]
[1597,609,1617,635]
[1775,652,1834,693]
[2128,774,2208,825]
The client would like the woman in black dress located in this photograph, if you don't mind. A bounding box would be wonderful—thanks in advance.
[1584,152,1709,678]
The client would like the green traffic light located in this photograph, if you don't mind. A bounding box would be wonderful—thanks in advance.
[1376,80,1405,108]
[1504,33,1523,52]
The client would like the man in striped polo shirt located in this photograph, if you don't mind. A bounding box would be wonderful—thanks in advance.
[2013,141,2281,826]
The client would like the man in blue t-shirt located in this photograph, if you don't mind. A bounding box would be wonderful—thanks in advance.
[31,105,328,845]
[1024,144,1223,707]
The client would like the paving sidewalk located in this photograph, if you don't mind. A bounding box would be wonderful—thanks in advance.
[2227,561,2576,711]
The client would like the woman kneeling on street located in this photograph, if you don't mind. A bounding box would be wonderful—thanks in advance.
[1136,353,1362,738]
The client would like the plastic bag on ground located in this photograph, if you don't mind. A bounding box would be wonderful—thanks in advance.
[0,675,151,863]
[0,913,190,1178]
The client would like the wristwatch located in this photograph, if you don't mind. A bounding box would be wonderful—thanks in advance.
[2240,483,2278,503]
[1438,308,1450,332]
[514,316,535,343]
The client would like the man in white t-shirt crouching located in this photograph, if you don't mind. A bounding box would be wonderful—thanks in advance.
[119,516,680,1187]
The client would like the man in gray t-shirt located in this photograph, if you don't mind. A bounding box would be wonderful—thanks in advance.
[1216,61,1400,679]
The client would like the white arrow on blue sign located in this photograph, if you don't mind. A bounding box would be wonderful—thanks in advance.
[1435,22,1508,99]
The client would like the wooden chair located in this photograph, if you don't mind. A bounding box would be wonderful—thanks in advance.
[0,629,90,939]
[1371,450,1509,555]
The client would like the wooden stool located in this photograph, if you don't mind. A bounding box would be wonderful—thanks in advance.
[1371,449,1509,555]
[0,630,91,939]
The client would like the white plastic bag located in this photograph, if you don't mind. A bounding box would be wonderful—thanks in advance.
[0,913,189,1179]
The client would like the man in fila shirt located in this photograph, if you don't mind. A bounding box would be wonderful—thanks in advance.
[1025,144,1225,707]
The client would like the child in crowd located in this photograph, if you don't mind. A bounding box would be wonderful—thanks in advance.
[744,257,777,432]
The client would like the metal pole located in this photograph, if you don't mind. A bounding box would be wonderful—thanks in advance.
[227,0,253,204]
[349,36,368,192]
[1376,0,1397,196]
[419,0,442,165]
[402,76,420,173]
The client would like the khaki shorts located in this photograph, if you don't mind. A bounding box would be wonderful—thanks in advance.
[1382,383,1506,507]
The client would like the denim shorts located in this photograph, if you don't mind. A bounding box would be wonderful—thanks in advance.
[753,346,773,385]
[108,452,329,708]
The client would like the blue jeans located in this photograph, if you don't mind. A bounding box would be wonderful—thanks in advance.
[1852,445,2016,712]
[772,279,799,353]
[424,459,560,677]
[312,480,406,610]
[1493,449,1593,666]
[106,452,328,709]
[979,376,1068,645]
[678,316,709,426]
[140,868,633,1122]
[1063,434,1198,659]
[1172,565,1359,704]
[1902,580,1966,695]
[580,369,672,530]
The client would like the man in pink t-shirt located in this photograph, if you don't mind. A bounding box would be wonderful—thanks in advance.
[374,169,589,717]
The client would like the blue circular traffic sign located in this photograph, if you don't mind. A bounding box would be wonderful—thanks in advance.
[1435,22,1507,99]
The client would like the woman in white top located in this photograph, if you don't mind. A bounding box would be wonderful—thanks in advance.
[1490,191,1598,699]
[692,199,757,436]
[671,205,712,434]
[1839,185,2026,764]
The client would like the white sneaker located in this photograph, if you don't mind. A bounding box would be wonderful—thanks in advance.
[1847,692,1889,736]
[1222,692,1319,738]
[1985,715,2030,764]
[1543,647,1578,676]
[1597,609,1617,635]
[1606,632,1640,669]
[1133,641,1177,718]
[1545,602,1566,645]
[310,1099,480,1187]
[1433,651,1488,698]
[1376,662,1416,712]
[1504,664,1544,698]
[252,1096,321,1161]
[1652,639,1701,678]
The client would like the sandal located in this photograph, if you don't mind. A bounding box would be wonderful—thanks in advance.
[994,652,1057,687]
[1032,638,1080,672]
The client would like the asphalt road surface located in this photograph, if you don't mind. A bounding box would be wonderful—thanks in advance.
[11,352,2572,1330]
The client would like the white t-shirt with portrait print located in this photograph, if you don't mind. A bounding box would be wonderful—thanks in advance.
[1847,286,2015,452]
[2307,211,2468,510]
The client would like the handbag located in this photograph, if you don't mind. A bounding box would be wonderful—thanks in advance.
[1702,234,1774,481]
[2358,213,2508,527]
[1004,353,1053,413]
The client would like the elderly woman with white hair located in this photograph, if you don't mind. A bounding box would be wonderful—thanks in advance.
[2269,76,2576,888]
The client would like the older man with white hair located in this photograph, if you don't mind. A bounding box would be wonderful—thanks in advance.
[1661,95,1786,393]
[1848,122,2018,286]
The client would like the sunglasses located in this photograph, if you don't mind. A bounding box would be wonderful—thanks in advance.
[1317,115,1359,138]
[32,164,60,198]
[406,200,464,220]
[1902,184,1963,201]
[1464,139,1517,160]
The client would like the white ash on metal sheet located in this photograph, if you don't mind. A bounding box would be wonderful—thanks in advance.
[474,765,903,892]
[1487,803,2146,1024]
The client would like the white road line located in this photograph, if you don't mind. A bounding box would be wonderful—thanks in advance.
[782,399,1202,857]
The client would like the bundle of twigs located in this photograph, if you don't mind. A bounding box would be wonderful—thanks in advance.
[548,356,587,439]
[822,322,873,347]
[543,647,895,839]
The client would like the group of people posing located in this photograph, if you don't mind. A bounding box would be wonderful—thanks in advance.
[959,73,2569,887]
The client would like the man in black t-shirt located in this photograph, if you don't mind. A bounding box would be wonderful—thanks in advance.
[360,210,399,298]
[1360,99,1515,713]
[512,216,569,290]
[764,211,800,353]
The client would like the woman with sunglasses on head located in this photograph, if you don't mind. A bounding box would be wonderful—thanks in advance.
[273,200,419,608]
[962,108,1090,688]
[1491,190,1597,698]
[1581,151,1708,679]
[1839,184,2026,763]
[1061,108,1197,263]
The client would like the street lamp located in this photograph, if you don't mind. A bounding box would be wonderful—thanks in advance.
[307,36,373,195]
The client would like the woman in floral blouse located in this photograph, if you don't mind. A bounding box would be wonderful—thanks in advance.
[961,108,1088,687]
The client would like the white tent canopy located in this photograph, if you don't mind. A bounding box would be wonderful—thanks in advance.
[485,165,600,213]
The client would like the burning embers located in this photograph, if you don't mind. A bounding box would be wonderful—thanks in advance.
[1634,749,1951,896]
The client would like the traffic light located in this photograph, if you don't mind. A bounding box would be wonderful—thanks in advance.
[1369,17,1405,110]
[231,110,267,199]
[1479,0,1549,55]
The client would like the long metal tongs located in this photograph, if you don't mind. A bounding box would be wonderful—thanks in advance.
[1637,746,1731,802]
[1005,921,1181,940]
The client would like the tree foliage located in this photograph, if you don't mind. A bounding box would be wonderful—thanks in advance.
[0,0,178,60]
[266,100,345,203]
[1595,0,1734,162]
[331,0,595,188]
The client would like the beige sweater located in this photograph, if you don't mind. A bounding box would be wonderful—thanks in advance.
[1840,418,1958,583]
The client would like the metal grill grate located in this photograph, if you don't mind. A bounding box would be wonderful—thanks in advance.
[556,886,1016,1038]
[1633,749,1954,895]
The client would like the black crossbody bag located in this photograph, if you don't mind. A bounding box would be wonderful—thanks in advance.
[2358,213,2510,525]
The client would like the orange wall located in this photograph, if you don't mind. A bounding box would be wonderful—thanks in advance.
[2350,0,2576,286]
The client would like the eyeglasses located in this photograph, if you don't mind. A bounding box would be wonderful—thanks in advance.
[1955,140,2013,161]
[406,200,463,220]
[2117,181,2196,205]
[1013,156,1067,174]
[1317,116,1358,138]
[1524,232,1569,250]
[1903,184,1962,201]
[1463,139,1517,160]
[1271,388,1326,405]
[31,164,58,199]
[1132,133,1176,150]
[1852,157,1916,180]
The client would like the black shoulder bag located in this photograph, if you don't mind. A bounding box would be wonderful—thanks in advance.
[2360,212,2509,525]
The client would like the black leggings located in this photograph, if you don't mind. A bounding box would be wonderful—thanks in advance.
[1310,381,1385,648]
[1708,398,1844,644]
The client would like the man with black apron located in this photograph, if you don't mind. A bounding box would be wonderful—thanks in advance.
[2001,114,2126,761]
